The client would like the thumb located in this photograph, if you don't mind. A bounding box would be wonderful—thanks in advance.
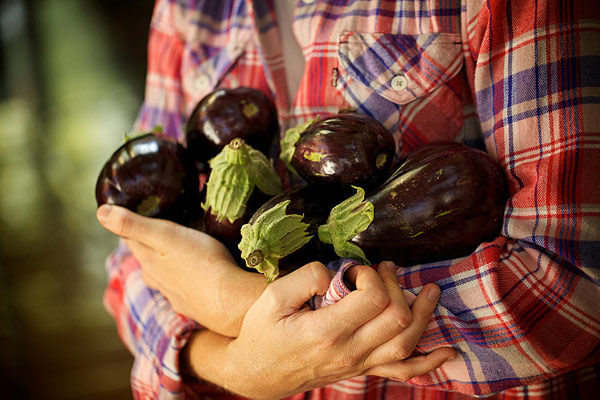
[97,204,180,254]
[261,262,332,318]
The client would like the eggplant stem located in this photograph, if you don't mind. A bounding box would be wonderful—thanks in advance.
[202,139,281,223]
[229,138,245,150]
[279,119,317,176]
[318,186,374,265]
[238,200,311,282]
[247,250,264,267]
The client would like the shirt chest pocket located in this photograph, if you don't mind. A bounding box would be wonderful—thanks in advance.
[337,32,465,152]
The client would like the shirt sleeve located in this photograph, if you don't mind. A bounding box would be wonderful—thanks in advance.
[102,1,202,398]
[103,242,202,399]
[320,1,600,395]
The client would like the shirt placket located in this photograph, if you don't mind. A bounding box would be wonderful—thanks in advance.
[246,0,291,123]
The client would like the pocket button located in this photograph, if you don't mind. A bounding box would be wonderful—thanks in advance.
[390,74,408,91]
[194,74,211,91]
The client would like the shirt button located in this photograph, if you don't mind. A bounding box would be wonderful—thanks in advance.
[390,74,408,91]
[194,74,210,91]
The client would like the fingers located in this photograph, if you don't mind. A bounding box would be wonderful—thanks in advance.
[124,239,161,289]
[366,347,456,381]
[352,261,411,347]
[97,204,179,252]
[364,283,441,367]
[261,262,332,319]
[315,264,390,336]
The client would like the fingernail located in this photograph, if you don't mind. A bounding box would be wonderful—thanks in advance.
[97,205,112,224]
[427,285,441,302]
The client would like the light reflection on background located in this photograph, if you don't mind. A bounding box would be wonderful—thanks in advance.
[0,0,154,398]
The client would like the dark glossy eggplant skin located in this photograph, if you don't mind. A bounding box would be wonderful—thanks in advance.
[203,190,271,265]
[352,142,508,266]
[250,185,350,274]
[291,113,396,190]
[95,133,200,224]
[185,87,279,165]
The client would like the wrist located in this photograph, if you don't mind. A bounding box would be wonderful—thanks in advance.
[183,329,234,388]
[215,267,268,337]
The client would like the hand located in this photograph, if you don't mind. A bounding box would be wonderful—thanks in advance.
[97,204,267,337]
[184,262,456,399]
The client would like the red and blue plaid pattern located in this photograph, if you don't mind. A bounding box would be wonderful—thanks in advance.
[104,0,600,398]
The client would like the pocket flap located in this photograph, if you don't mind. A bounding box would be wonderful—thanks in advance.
[182,37,249,109]
[338,32,463,105]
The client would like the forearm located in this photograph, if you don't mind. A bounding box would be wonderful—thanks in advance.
[181,330,233,390]
[211,263,268,337]
[181,326,300,400]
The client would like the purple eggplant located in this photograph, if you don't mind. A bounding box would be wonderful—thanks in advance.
[202,190,271,265]
[239,185,349,281]
[95,132,200,224]
[281,113,396,191]
[185,87,279,166]
[319,142,508,266]
[198,138,283,265]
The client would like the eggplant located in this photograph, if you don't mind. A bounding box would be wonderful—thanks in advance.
[319,142,508,266]
[280,113,396,191]
[95,132,200,224]
[185,87,279,166]
[202,190,271,264]
[238,185,349,282]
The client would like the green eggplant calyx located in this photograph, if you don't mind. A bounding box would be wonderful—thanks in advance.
[248,148,283,196]
[239,200,312,282]
[318,186,374,265]
[123,125,164,143]
[280,119,317,176]
[202,139,282,223]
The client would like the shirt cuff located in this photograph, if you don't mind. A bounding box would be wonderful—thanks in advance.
[130,289,202,399]
[310,258,364,309]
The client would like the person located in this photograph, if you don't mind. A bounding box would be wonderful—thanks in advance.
[97,0,600,399]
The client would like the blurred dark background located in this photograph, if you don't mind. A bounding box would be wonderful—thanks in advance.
[0,0,154,398]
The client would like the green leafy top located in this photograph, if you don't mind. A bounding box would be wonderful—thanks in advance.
[238,200,312,282]
[318,186,374,265]
[202,138,282,223]
[279,119,317,176]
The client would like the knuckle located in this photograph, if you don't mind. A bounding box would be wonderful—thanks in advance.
[303,262,330,288]
[390,308,412,329]
[369,289,390,311]
[112,209,136,238]
[391,342,413,360]
[315,331,340,350]
[260,284,284,310]
[333,351,359,371]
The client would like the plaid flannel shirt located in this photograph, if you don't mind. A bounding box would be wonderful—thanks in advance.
[103,0,600,398]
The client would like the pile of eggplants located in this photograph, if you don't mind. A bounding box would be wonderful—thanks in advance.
[240,117,508,281]
[95,88,280,249]
[96,86,509,282]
